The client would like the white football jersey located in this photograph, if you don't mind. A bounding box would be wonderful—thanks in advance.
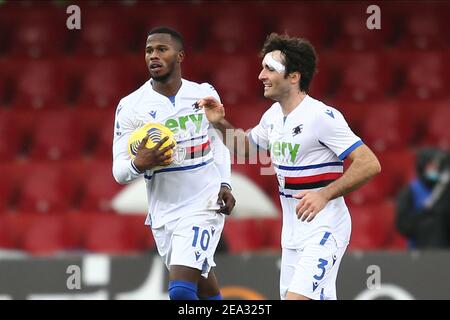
[250,95,363,248]
[113,79,231,229]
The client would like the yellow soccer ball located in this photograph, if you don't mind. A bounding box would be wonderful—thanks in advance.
[128,122,176,159]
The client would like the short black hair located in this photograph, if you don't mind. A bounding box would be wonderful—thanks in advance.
[147,26,184,50]
[261,33,317,93]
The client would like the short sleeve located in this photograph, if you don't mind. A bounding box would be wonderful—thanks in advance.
[315,107,363,160]
[249,109,271,150]
[200,82,221,103]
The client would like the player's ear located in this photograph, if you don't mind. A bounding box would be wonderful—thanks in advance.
[290,71,301,85]
[177,50,185,63]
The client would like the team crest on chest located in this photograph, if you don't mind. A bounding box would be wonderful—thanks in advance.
[173,146,186,164]
[292,124,303,136]
[172,130,190,164]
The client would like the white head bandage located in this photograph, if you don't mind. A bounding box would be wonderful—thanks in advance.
[263,51,286,73]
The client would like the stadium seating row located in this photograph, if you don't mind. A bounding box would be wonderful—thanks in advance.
[0,146,420,215]
[0,51,448,108]
[0,1,448,58]
[0,212,155,255]
[1,99,449,165]
[0,200,406,255]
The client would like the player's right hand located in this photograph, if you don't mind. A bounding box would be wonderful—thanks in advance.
[133,136,175,171]
[194,96,225,124]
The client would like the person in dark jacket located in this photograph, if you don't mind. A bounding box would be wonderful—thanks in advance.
[396,148,450,249]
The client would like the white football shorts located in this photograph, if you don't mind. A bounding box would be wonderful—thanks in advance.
[280,232,347,300]
[151,211,225,278]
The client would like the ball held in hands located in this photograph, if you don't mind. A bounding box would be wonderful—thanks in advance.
[128,122,176,159]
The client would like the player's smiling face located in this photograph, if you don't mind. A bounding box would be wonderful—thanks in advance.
[145,33,183,82]
[258,50,290,101]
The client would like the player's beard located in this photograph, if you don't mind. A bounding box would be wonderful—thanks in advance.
[264,87,277,101]
[150,61,176,83]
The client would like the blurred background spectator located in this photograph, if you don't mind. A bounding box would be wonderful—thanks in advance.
[396,148,450,249]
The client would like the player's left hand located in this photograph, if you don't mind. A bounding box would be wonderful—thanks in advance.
[194,96,225,124]
[216,186,236,215]
[293,191,329,222]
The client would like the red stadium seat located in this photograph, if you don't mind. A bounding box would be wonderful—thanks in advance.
[222,218,266,253]
[232,163,278,198]
[66,212,153,253]
[0,214,17,249]
[64,212,92,248]
[126,214,156,251]
[181,53,209,83]
[334,15,391,51]
[309,57,333,98]
[16,162,76,213]
[21,214,77,255]
[77,59,134,109]
[0,162,19,212]
[348,201,396,250]
[83,213,144,253]
[397,51,449,100]
[346,172,396,206]
[60,160,92,210]
[397,12,447,50]
[200,54,261,104]
[360,101,414,152]
[202,6,265,54]
[226,99,268,131]
[76,108,115,155]
[397,99,439,144]
[386,230,408,250]
[11,60,67,109]
[79,160,123,212]
[0,110,25,161]
[422,101,450,149]
[223,217,282,252]
[135,4,202,52]
[0,213,39,250]
[331,52,392,102]
[121,53,152,87]
[328,2,397,49]
[259,217,282,250]
[0,9,13,56]
[272,9,329,50]
[331,100,367,134]
[0,168,11,211]
[28,110,85,160]
[378,149,416,195]
[10,11,66,58]
[0,73,8,106]
[92,111,115,159]
[75,9,133,57]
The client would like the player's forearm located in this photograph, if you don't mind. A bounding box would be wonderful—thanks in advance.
[112,136,144,184]
[112,159,143,184]
[210,129,232,186]
[319,150,381,201]
[213,119,250,158]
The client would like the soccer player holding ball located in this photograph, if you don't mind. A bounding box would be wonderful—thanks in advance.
[198,33,381,300]
[112,27,235,300]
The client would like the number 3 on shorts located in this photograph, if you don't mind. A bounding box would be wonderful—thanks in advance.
[192,226,210,251]
[313,258,328,281]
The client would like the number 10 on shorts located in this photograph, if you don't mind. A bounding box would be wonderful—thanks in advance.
[192,226,210,250]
